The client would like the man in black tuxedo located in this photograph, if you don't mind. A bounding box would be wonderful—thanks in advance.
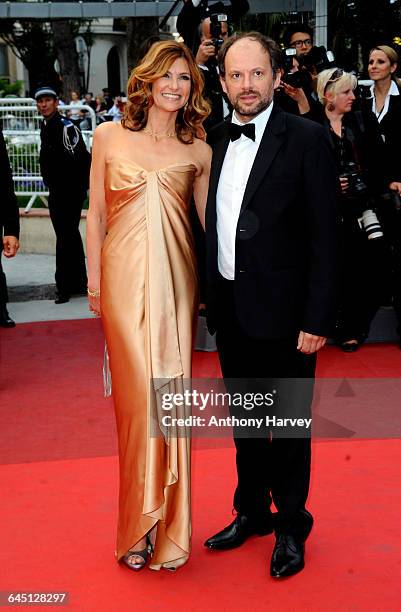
[0,127,19,328]
[204,32,338,578]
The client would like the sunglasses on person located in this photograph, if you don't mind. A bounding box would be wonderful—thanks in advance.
[323,69,344,93]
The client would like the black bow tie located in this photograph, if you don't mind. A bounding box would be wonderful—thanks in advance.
[229,122,256,142]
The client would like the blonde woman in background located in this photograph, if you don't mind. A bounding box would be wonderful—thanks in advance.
[316,68,387,351]
[362,46,401,345]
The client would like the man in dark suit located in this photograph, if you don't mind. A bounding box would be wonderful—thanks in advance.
[0,127,19,328]
[204,32,338,578]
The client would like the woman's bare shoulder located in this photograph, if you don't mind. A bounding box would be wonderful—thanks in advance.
[192,137,212,162]
[93,121,122,141]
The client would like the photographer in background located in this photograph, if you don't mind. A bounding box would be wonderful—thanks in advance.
[276,51,313,116]
[286,23,314,57]
[277,37,334,119]
[316,68,388,351]
[177,0,249,130]
[177,0,249,54]
[195,15,229,130]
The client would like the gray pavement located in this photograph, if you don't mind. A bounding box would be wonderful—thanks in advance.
[3,253,91,323]
[2,252,399,342]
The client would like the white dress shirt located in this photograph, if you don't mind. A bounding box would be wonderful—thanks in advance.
[369,80,400,124]
[216,102,274,280]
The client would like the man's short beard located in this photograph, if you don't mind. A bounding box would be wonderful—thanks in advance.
[233,93,272,118]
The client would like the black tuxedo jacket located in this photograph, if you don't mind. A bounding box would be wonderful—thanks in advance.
[205,105,338,339]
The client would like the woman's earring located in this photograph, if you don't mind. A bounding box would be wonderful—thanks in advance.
[327,102,335,112]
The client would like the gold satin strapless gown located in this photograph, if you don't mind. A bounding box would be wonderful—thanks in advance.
[100,156,199,570]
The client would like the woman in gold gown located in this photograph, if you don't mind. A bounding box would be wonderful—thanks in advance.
[86,41,211,571]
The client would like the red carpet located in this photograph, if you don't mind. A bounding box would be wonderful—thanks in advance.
[1,320,401,610]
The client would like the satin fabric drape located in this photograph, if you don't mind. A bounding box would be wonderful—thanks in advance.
[100,156,198,569]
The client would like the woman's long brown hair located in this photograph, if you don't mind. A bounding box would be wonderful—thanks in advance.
[121,40,210,144]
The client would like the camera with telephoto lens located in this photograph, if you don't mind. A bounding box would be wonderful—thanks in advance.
[210,12,228,53]
[340,162,383,239]
[359,209,384,240]
[340,161,369,198]
[281,48,312,89]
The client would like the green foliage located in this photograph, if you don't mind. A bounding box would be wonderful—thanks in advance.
[0,79,23,97]
[329,0,401,73]
[240,12,288,40]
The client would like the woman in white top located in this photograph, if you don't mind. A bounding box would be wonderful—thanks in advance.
[364,46,401,346]
[68,90,82,124]
[366,46,401,192]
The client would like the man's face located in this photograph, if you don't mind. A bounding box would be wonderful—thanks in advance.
[289,31,313,56]
[36,95,58,118]
[220,38,280,123]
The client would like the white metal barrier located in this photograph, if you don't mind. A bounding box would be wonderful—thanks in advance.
[0,97,37,106]
[1,101,95,212]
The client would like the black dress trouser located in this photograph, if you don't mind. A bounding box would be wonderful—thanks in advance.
[215,275,316,536]
[0,244,8,307]
[48,190,87,296]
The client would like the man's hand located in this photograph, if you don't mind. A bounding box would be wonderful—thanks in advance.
[2,235,19,258]
[389,181,401,195]
[297,331,327,354]
[196,39,216,65]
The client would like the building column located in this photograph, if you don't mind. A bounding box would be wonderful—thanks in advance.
[314,0,327,48]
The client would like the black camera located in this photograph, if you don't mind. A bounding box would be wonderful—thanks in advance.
[281,48,312,89]
[298,46,335,74]
[209,12,228,53]
[340,161,369,198]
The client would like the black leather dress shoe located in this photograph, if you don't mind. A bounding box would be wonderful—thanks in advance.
[340,340,359,353]
[0,307,16,328]
[55,293,70,304]
[204,514,274,550]
[270,533,305,578]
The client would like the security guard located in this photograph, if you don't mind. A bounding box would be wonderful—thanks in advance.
[35,86,90,303]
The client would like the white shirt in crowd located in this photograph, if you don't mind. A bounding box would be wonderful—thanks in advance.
[216,102,273,280]
[68,99,81,119]
[106,104,123,122]
[369,79,400,125]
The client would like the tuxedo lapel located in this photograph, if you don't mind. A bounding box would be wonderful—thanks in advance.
[240,107,287,213]
[206,121,230,234]
[208,122,230,200]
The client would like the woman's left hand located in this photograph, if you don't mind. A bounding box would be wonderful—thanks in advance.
[281,82,310,114]
[88,293,101,317]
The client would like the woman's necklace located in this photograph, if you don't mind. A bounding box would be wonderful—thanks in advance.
[143,127,176,141]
